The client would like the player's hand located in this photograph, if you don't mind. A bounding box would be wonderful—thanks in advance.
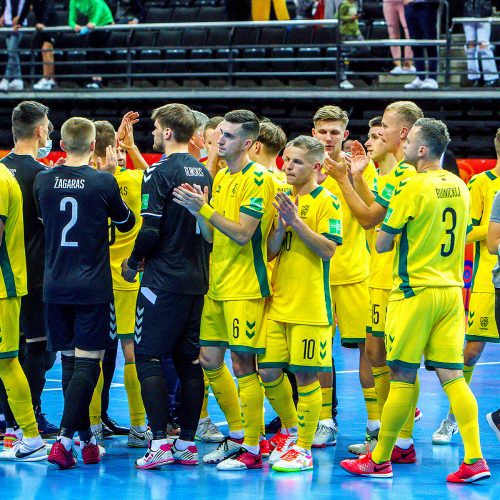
[87,22,96,30]
[121,259,138,282]
[35,23,45,31]
[73,24,81,33]
[48,156,66,168]
[273,192,300,228]
[0,16,5,27]
[118,121,136,151]
[173,183,207,215]
[349,140,369,176]
[323,155,348,180]
[96,145,118,174]
[117,111,140,142]
[208,127,222,157]
[13,23,20,32]
[315,168,328,185]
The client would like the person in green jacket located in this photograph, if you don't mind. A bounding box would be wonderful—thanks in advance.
[68,0,114,89]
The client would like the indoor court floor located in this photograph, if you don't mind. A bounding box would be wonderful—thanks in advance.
[3,337,499,500]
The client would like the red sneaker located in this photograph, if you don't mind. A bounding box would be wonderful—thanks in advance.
[259,439,270,458]
[216,447,263,470]
[340,453,393,478]
[414,407,422,422]
[391,444,416,464]
[269,430,292,452]
[81,443,105,464]
[48,441,77,469]
[447,459,491,483]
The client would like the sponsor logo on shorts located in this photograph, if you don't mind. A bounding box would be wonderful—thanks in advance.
[480,316,489,329]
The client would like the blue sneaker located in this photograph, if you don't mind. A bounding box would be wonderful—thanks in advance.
[35,408,59,438]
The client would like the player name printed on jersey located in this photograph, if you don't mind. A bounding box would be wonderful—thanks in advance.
[435,187,461,199]
[184,166,204,177]
[54,177,85,189]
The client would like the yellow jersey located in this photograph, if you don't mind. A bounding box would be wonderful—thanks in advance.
[467,170,500,293]
[0,163,27,298]
[370,161,416,289]
[381,169,471,299]
[269,185,343,325]
[110,168,143,291]
[209,161,275,300]
[322,161,376,285]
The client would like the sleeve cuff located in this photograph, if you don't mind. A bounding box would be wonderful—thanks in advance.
[322,233,342,245]
[0,215,7,223]
[380,223,403,235]
[471,218,480,226]
[374,194,389,208]
[240,207,263,219]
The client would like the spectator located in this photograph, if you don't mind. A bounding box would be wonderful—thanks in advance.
[383,0,415,74]
[17,0,58,90]
[403,0,440,90]
[252,0,290,20]
[68,0,114,89]
[0,0,26,91]
[463,0,498,88]
[112,0,144,24]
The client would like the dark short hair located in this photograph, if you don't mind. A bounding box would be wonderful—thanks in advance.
[414,118,451,159]
[368,116,383,128]
[12,101,49,141]
[94,120,116,158]
[204,116,224,134]
[151,103,197,143]
[257,120,287,156]
[224,109,260,141]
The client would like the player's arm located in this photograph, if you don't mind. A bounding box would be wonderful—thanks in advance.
[487,191,500,254]
[347,141,376,206]
[375,230,396,253]
[466,177,486,243]
[323,156,386,229]
[267,217,286,261]
[108,177,135,233]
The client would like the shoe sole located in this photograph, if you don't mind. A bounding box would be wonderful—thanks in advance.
[486,413,500,441]
[48,457,77,469]
[135,458,174,470]
[195,436,225,443]
[448,472,491,483]
[432,432,457,445]
[174,459,199,465]
[83,458,102,465]
[392,456,416,464]
[272,464,313,472]
[216,463,263,471]
[312,441,336,448]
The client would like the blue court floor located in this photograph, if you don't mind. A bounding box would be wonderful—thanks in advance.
[2,337,499,500]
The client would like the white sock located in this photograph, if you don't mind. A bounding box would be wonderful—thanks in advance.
[22,436,43,448]
[150,438,169,452]
[229,430,244,440]
[90,424,101,433]
[242,444,260,455]
[58,435,73,452]
[285,427,298,435]
[174,439,194,451]
[367,419,380,432]
[395,437,413,449]
[80,435,97,449]
[198,416,210,424]
[132,425,148,433]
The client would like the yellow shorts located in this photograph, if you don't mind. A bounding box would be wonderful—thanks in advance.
[465,292,499,343]
[0,297,21,359]
[113,289,139,339]
[386,287,465,370]
[331,280,371,347]
[258,319,332,372]
[368,288,390,338]
[200,296,266,354]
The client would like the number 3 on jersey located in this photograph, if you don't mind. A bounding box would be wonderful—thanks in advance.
[441,207,456,257]
[60,196,78,247]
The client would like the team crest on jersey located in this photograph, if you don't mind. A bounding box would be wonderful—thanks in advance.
[383,207,393,224]
[329,219,341,236]
[480,316,489,329]
[300,205,310,217]
[141,194,149,210]
[249,197,263,211]
[382,183,394,201]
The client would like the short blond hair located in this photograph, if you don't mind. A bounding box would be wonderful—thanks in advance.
[285,135,325,165]
[313,105,349,127]
[258,120,287,156]
[94,120,116,158]
[61,117,95,155]
[385,101,424,128]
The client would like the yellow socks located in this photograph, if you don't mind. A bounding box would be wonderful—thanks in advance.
[443,376,483,463]
[297,380,322,450]
[237,372,264,447]
[205,364,242,433]
[399,374,420,439]
[449,365,474,417]
[200,370,210,420]
[362,386,380,421]
[372,381,414,463]
[0,358,38,438]
[89,362,103,426]
[262,373,297,429]
[124,363,146,427]
[372,365,390,416]
[319,387,333,421]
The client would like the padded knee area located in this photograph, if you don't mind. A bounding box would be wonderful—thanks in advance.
[72,358,101,388]
[135,354,163,382]
[174,358,203,381]
[26,340,47,356]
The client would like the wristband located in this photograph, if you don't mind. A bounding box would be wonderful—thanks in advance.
[199,204,215,220]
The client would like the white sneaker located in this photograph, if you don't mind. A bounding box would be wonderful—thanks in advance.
[432,417,458,445]
[421,78,439,89]
[195,417,225,443]
[135,442,174,470]
[202,436,243,464]
[272,445,313,472]
[33,77,56,90]
[340,79,354,89]
[0,438,48,462]
[269,432,297,465]
[348,427,379,455]
[390,66,404,75]
[0,79,9,91]
[402,65,416,74]
[8,79,23,91]
[312,420,337,448]
[128,427,153,448]
[404,77,424,90]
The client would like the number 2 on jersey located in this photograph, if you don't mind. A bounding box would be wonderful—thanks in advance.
[60,196,78,247]
[441,207,456,257]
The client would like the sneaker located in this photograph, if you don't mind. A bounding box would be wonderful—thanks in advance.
[0,79,8,91]
[265,415,282,434]
[86,80,103,90]
[348,428,379,455]
[269,431,297,465]
[390,66,404,75]
[102,414,128,436]
[447,459,491,483]
[402,65,416,74]
[269,429,295,452]
[202,436,243,464]
[3,432,17,449]
[340,79,354,90]
[404,77,424,90]
[486,409,500,441]
[33,77,56,90]
[172,441,199,465]
[195,417,224,443]
[102,423,114,439]
[135,442,174,470]
[216,447,263,470]
[259,438,270,458]
[391,444,416,464]
[272,445,313,472]
[0,438,47,462]
[340,453,393,478]
[484,79,498,88]
[35,409,59,438]
[421,78,439,89]
[414,407,423,422]
[92,423,105,446]
[312,422,337,448]
[432,417,458,445]
[81,442,105,465]
[128,427,153,448]
[8,79,23,91]
[48,441,77,469]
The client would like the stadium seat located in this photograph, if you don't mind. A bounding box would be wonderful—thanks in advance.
[296,47,322,73]
[171,7,200,22]
[144,8,172,23]
[104,31,132,76]
[238,47,267,73]
[156,29,182,48]
[257,27,286,47]
[196,6,227,22]
[269,46,295,73]
[180,29,208,47]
